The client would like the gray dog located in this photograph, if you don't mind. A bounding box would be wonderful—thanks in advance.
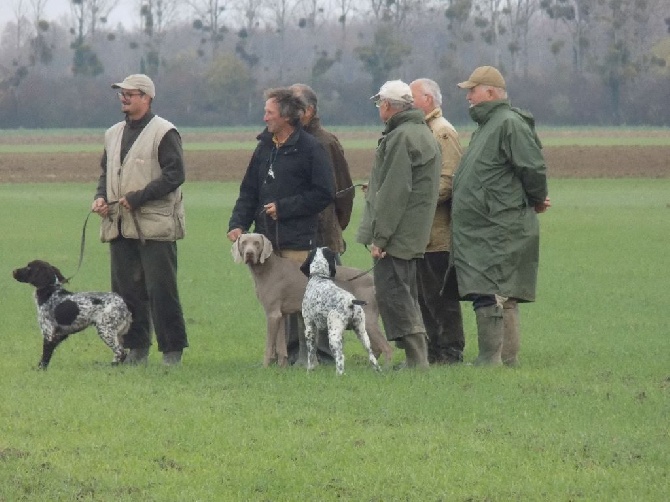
[231,233,393,367]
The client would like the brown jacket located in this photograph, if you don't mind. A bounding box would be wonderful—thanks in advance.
[304,118,354,253]
[424,108,462,252]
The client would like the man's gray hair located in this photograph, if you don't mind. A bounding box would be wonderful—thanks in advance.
[482,85,508,100]
[290,83,318,114]
[414,78,442,107]
[264,87,306,126]
[385,99,413,112]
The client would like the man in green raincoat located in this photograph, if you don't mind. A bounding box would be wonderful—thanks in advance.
[447,66,551,366]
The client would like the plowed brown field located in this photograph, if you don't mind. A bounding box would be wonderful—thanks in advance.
[1,140,668,183]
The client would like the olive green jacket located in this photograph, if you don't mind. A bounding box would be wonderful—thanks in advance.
[356,108,441,260]
[450,99,547,302]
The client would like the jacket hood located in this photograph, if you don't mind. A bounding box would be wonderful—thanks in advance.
[470,100,542,148]
[383,108,426,135]
[469,99,509,125]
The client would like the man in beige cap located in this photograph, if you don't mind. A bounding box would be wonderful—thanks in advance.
[91,74,188,366]
[444,66,551,366]
[410,78,465,365]
[356,80,441,369]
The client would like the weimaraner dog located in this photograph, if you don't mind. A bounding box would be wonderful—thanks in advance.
[231,233,393,368]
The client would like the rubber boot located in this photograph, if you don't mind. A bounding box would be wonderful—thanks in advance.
[162,350,183,366]
[291,314,309,367]
[125,347,149,366]
[403,333,430,369]
[315,330,335,365]
[474,304,503,366]
[501,301,520,366]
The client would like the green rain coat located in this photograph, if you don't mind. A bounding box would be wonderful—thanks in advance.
[450,99,548,302]
[356,108,441,260]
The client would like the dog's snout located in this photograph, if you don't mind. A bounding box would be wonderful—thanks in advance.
[243,251,255,264]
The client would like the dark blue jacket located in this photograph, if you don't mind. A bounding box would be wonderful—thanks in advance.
[228,126,335,251]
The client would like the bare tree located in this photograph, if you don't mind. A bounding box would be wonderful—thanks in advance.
[364,0,413,28]
[444,0,475,47]
[29,0,50,21]
[540,0,594,73]
[332,0,355,45]
[265,0,296,82]
[187,0,230,58]
[590,0,665,124]
[471,0,504,67]
[134,0,182,75]
[233,0,264,32]
[68,0,119,77]
[230,0,262,73]
[295,0,327,33]
[501,0,539,76]
[9,0,32,60]
[69,0,118,36]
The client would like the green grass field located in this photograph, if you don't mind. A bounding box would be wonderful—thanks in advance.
[0,179,668,501]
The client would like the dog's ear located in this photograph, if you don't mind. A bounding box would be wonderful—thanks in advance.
[259,234,273,264]
[231,236,243,263]
[51,264,66,284]
[299,249,317,277]
[323,248,337,277]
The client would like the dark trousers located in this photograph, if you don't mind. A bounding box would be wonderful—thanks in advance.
[110,237,188,353]
[373,255,425,342]
[417,251,465,362]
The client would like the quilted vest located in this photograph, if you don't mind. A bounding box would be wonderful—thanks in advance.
[100,116,185,242]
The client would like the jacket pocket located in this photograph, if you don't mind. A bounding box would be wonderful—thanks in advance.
[138,201,176,240]
[99,205,120,242]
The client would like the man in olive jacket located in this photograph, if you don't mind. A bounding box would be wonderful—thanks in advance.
[357,80,441,369]
[447,66,551,366]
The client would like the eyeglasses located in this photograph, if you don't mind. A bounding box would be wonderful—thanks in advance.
[374,99,383,108]
[117,91,144,99]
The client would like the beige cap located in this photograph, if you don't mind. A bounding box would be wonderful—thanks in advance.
[370,80,413,104]
[457,66,506,90]
[111,74,156,98]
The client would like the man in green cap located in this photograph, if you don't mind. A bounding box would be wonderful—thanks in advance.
[445,66,551,366]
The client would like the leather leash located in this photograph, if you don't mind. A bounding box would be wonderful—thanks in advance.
[66,201,144,283]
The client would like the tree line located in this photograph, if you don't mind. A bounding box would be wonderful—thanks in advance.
[1,0,669,128]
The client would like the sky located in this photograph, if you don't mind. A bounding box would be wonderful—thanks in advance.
[1,0,136,30]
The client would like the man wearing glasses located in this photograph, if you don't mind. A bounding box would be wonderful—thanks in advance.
[91,74,188,366]
[356,80,441,369]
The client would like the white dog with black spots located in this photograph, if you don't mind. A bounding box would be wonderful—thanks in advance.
[13,260,131,369]
[300,247,381,375]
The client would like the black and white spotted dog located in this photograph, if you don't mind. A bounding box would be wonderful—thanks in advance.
[300,248,381,375]
[12,260,131,369]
